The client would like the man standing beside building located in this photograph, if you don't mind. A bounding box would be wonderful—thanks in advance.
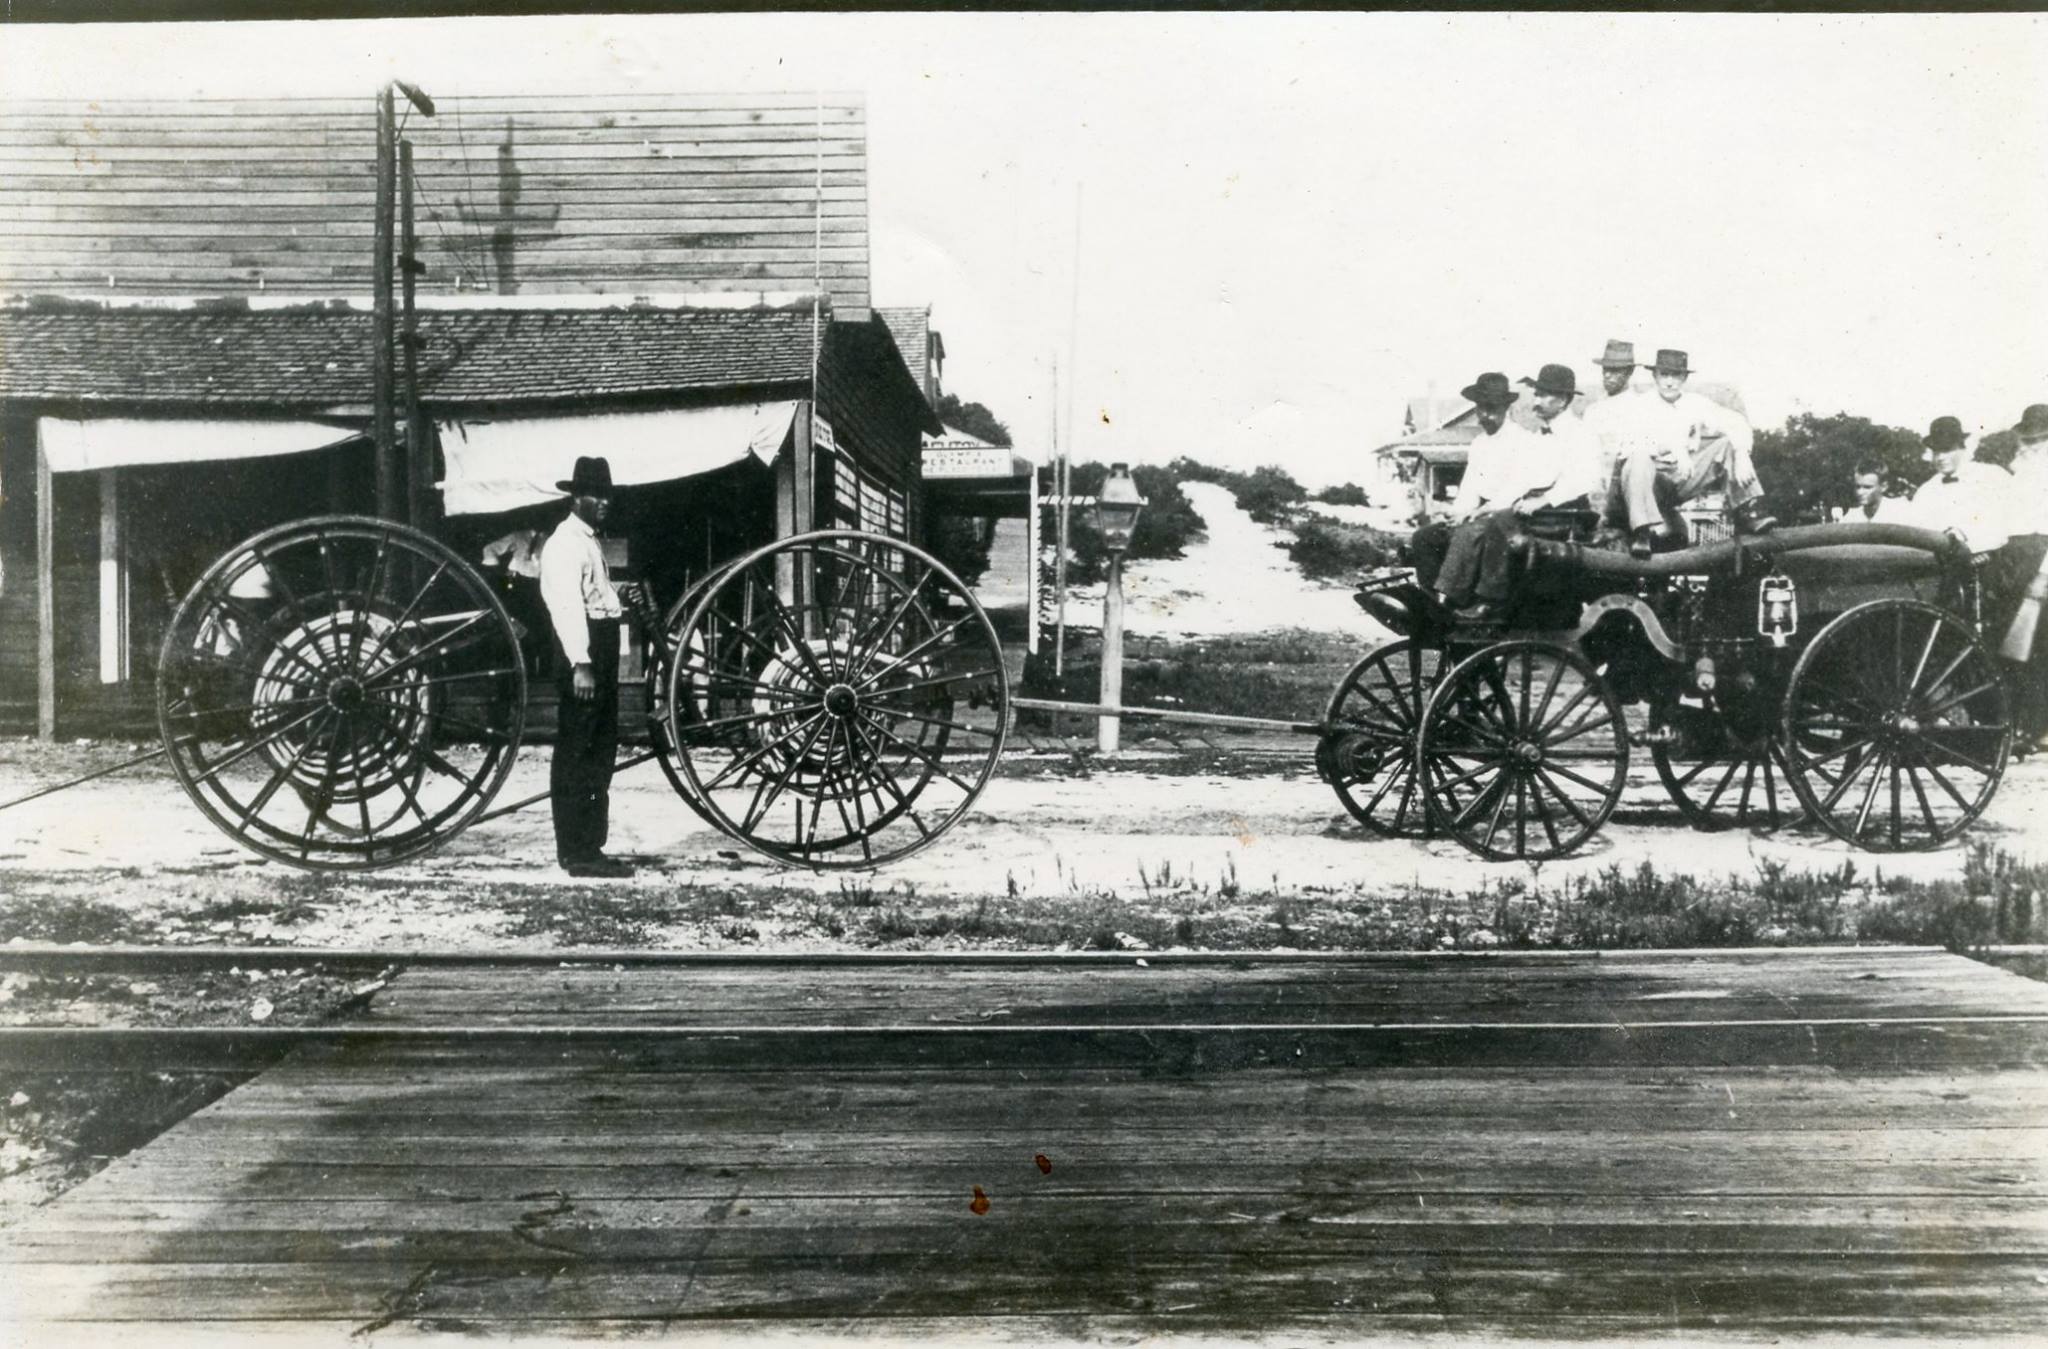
[539,456,632,879]
[1613,348,1776,557]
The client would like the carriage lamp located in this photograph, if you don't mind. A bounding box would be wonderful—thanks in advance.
[1094,463,1147,555]
[1759,574,1798,649]
[1094,464,1147,754]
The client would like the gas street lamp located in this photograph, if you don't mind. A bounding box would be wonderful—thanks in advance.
[1094,464,1146,753]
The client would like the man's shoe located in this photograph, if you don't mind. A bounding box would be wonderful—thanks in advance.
[1732,503,1779,536]
[1628,528,1656,560]
[563,853,634,879]
[1450,601,1498,623]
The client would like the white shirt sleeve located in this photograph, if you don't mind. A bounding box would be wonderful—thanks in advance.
[538,527,592,666]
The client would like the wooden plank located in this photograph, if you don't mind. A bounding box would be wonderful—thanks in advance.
[9,1254,2044,1331]
[0,199,868,223]
[0,92,865,117]
[0,107,866,135]
[11,1020,2048,1074]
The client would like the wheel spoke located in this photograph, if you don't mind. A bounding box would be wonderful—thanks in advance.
[863,719,979,796]
[1914,754,1978,815]
[1919,680,2000,721]
[846,565,935,685]
[700,710,830,793]
[864,668,1001,703]
[354,557,452,672]
[1531,767,1594,830]
[1540,760,1618,800]
[854,612,974,690]
[740,717,825,836]
[1541,710,1614,749]
[848,720,933,839]
[1849,747,1893,840]
[1699,756,1745,815]
[183,705,329,786]
[1451,767,1512,829]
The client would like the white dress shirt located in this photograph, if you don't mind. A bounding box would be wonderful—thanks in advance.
[1527,413,1607,507]
[1902,461,2015,554]
[2008,441,2048,523]
[539,512,623,666]
[1449,420,1558,521]
[1612,388,1754,467]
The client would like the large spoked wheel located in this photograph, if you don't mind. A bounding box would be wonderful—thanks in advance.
[157,516,525,870]
[646,570,725,828]
[1417,640,1628,861]
[663,530,1009,869]
[1319,638,1444,837]
[1650,685,1805,834]
[1781,598,2011,852]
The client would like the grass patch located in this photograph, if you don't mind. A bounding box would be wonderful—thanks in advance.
[1022,628,1359,725]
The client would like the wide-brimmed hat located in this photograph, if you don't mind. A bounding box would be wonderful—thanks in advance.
[1922,416,1969,452]
[1520,363,1579,400]
[2015,403,2048,443]
[557,455,615,496]
[1649,349,1691,376]
[1595,339,1636,370]
[1460,371,1518,409]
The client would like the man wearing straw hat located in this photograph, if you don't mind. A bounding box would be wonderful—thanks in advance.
[539,455,633,879]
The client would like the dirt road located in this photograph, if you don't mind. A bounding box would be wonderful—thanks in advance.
[4,738,2041,914]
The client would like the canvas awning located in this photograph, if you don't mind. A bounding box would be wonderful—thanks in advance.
[36,417,364,474]
[438,401,798,516]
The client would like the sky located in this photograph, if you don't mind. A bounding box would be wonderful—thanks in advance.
[3,11,2045,486]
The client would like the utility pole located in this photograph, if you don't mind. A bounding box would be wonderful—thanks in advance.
[372,85,398,522]
[372,81,435,527]
[400,137,430,530]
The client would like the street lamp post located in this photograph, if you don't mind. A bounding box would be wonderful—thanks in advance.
[1093,463,1145,754]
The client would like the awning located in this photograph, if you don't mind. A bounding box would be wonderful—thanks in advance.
[438,401,798,516]
[37,418,364,474]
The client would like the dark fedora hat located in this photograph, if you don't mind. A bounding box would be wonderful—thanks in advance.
[1649,349,1691,376]
[1595,339,1636,370]
[1922,416,1969,451]
[2015,403,2048,443]
[1460,371,1518,409]
[1519,363,1579,400]
[557,455,615,496]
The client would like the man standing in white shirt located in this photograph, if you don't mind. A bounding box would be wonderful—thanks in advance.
[539,455,631,879]
[1614,349,1776,557]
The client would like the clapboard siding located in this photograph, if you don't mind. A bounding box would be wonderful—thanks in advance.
[0,94,869,311]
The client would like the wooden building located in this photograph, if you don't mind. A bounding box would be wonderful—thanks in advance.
[0,93,938,737]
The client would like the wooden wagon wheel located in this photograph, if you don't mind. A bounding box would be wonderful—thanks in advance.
[1416,639,1628,861]
[156,516,525,870]
[1650,681,1806,834]
[1780,598,2011,852]
[1319,638,1445,837]
[645,570,725,829]
[662,530,1009,868]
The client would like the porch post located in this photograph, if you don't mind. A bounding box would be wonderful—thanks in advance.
[98,467,126,684]
[35,429,55,741]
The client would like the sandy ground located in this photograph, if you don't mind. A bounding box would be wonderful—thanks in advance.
[2,744,2042,934]
[1059,483,1392,640]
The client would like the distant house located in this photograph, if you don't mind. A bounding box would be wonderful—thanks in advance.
[0,92,939,736]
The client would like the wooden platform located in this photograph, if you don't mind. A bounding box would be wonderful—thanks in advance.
[5,949,2048,1338]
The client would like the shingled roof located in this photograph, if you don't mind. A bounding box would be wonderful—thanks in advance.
[0,305,818,410]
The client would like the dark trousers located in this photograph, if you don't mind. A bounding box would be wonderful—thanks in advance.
[1428,509,1522,605]
[552,617,621,863]
[1988,536,2048,740]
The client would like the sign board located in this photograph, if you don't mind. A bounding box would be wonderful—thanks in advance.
[922,446,1014,479]
[810,411,838,456]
